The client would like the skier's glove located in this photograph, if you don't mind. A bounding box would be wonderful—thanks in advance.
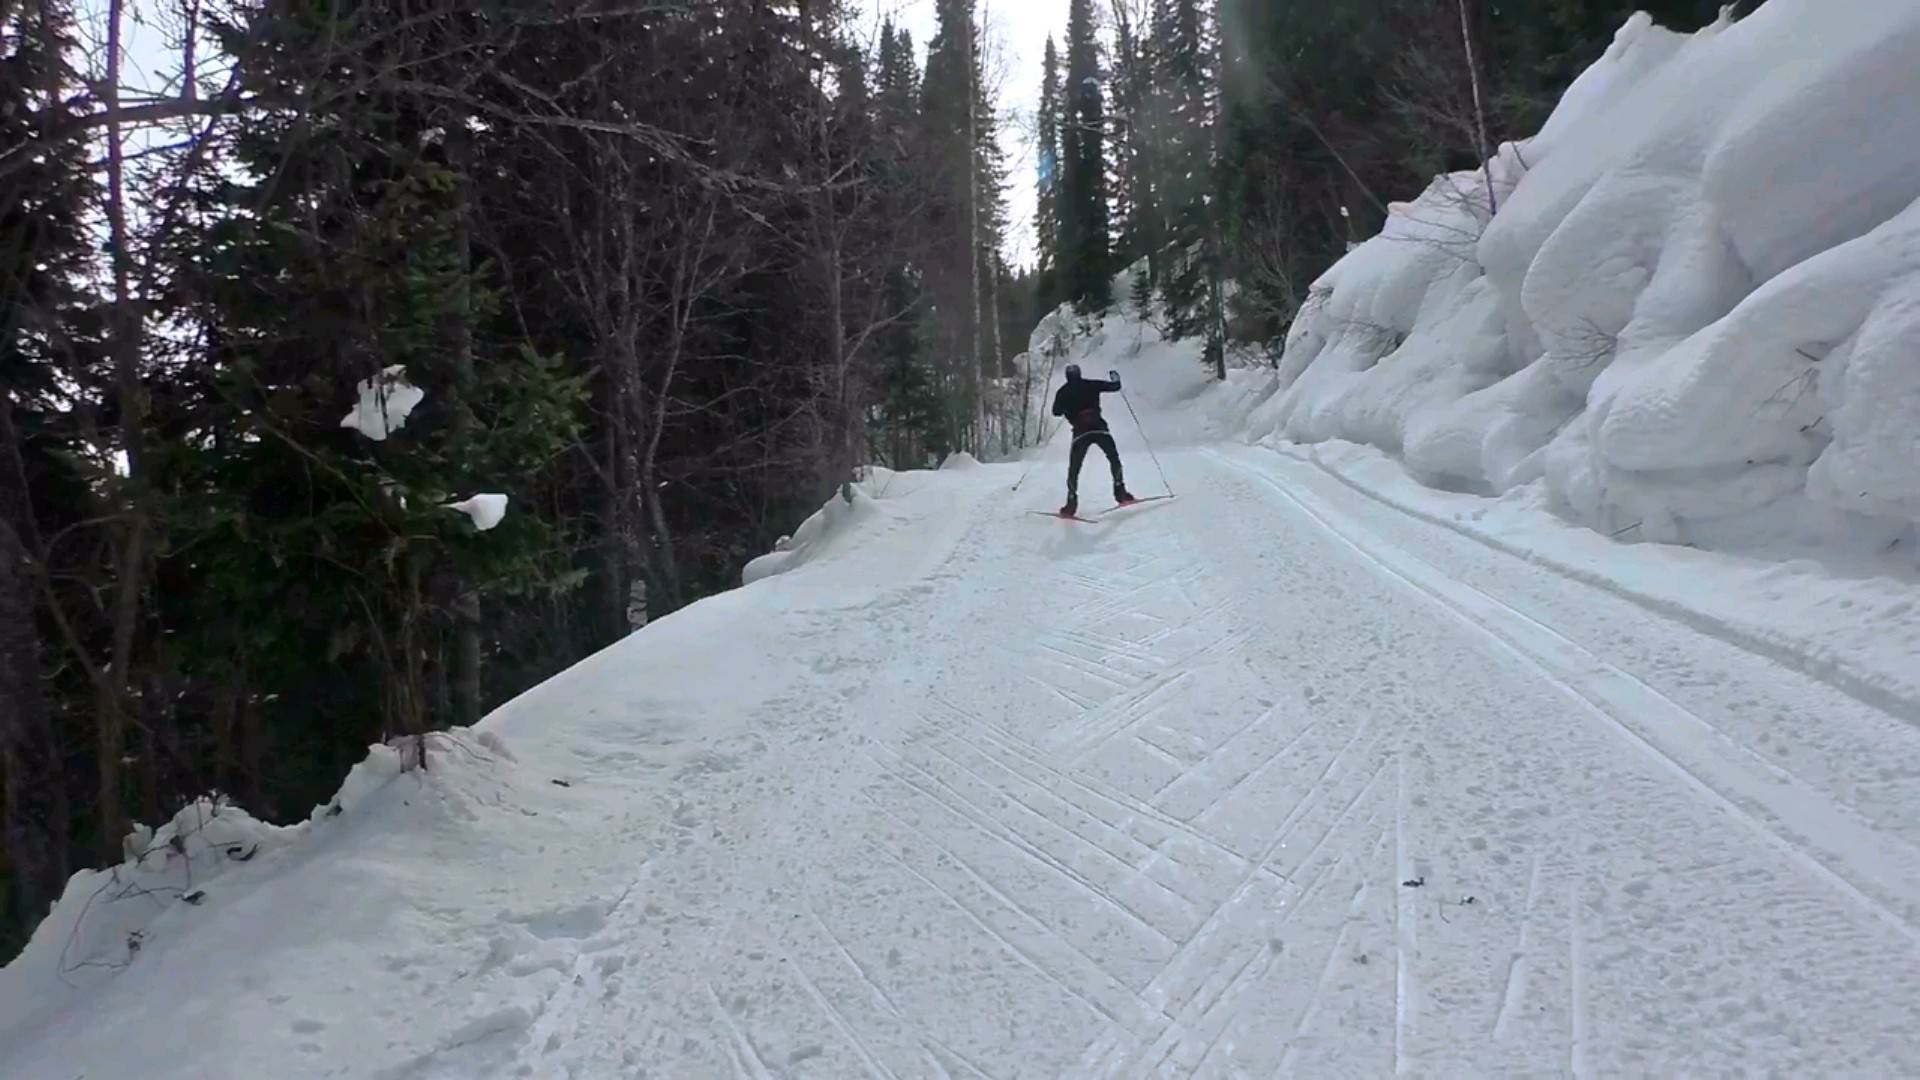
[1108,369,1121,387]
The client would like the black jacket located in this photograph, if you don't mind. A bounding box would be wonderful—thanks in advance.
[1051,377,1120,434]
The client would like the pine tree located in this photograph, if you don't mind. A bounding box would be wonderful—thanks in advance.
[873,21,923,260]
[0,0,89,947]
[867,22,945,467]
[975,74,1012,378]
[1034,35,1063,293]
[176,0,588,764]
[918,0,1009,450]
[1109,0,1158,281]
[1153,0,1220,344]
[1059,0,1111,314]
[876,23,921,142]
[920,0,975,443]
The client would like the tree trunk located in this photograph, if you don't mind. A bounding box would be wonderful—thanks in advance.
[1205,205,1228,381]
[602,360,635,638]
[964,8,984,455]
[639,328,684,604]
[236,676,265,809]
[99,0,148,861]
[827,234,853,499]
[448,121,482,727]
[211,660,240,797]
[0,513,64,926]
[0,270,70,939]
[1457,0,1497,217]
[984,254,1003,454]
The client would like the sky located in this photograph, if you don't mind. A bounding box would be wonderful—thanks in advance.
[855,0,1071,269]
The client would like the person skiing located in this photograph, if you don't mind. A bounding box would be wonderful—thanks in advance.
[1051,363,1136,517]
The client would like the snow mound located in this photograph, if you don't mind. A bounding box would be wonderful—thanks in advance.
[743,485,887,585]
[742,464,959,587]
[1236,1,1920,560]
[0,742,413,1044]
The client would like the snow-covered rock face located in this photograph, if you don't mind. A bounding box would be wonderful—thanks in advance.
[1251,1,1920,558]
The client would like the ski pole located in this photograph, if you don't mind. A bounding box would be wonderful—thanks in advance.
[1011,359,1067,492]
[1118,386,1174,496]
[1011,415,1067,492]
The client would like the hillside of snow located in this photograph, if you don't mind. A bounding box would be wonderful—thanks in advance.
[10,285,1920,1074]
[9,4,1920,1073]
[1214,1,1920,564]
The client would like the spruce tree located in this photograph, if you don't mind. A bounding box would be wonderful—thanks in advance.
[1035,35,1063,294]
[1059,0,1111,314]
[0,0,90,945]
[1109,0,1158,282]
[918,0,1009,448]
[1154,0,1219,342]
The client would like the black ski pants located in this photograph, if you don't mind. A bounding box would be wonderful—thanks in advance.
[1067,429,1125,496]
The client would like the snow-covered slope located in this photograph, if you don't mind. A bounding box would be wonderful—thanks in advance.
[10,9,1920,1066]
[1232,1,1920,562]
[7,340,1920,1074]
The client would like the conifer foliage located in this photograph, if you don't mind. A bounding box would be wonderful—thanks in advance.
[1057,0,1111,315]
[0,0,1025,958]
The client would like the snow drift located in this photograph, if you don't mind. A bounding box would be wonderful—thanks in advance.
[743,463,952,586]
[1224,1,1920,561]
[0,739,423,1046]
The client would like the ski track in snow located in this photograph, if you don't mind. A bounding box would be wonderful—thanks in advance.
[6,447,1920,1079]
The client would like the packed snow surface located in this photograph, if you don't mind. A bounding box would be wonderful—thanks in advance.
[6,344,1920,1075]
[8,7,1920,1075]
[1250,0,1920,561]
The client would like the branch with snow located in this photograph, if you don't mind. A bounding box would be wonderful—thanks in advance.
[340,366,425,441]
[444,493,509,531]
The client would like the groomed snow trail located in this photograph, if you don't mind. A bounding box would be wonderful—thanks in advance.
[7,448,1919,1078]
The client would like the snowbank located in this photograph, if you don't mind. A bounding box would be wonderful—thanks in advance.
[0,741,415,1044]
[1218,1,1920,563]
[741,464,947,586]
[1303,438,1920,715]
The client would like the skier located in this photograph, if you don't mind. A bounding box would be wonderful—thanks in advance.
[1050,363,1136,517]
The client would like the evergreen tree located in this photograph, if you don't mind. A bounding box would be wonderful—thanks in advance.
[1108,0,1158,280]
[919,0,1009,448]
[1034,35,1064,305]
[867,21,938,463]
[175,0,588,778]
[875,23,921,146]
[1153,0,1221,343]
[1059,0,1111,314]
[0,0,90,950]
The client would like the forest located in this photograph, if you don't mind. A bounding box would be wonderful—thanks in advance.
[1,0,1740,957]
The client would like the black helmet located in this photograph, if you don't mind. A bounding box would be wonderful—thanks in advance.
[1065,363,1082,381]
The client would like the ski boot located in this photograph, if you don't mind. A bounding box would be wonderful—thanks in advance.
[1113,486,1138,507]
[1059,494,1079,518]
